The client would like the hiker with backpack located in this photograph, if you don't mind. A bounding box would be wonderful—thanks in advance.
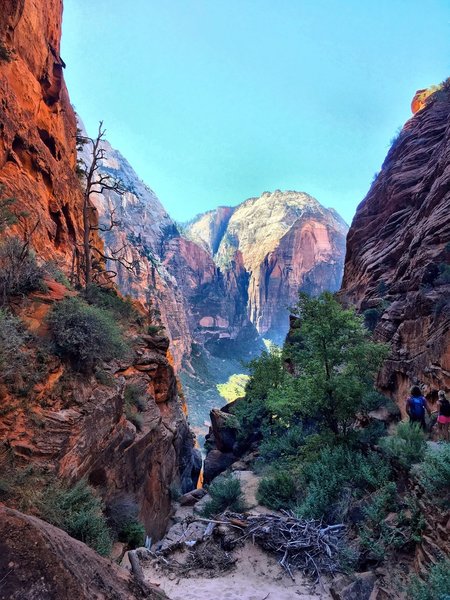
[436,390,450,442]
[406,385,430,431]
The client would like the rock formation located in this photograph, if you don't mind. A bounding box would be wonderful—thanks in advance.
[0,0,197,549]
[341,81,450,412]
[187,190,348,342]
[0,0,93,268]
[0,505,167,600]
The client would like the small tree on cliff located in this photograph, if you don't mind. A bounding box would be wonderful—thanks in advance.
[272,292,390,434]
[76,122,135,288]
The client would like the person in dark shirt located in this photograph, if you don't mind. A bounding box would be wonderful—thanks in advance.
[406,385,429,430]
[436,390,450,442]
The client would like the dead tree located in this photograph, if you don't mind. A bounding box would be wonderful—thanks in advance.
[76,121,136,287]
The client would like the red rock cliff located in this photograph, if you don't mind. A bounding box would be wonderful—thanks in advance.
[341,82,450,411]
[0,0,88,267]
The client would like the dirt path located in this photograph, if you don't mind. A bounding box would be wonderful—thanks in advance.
[142,541,331,600]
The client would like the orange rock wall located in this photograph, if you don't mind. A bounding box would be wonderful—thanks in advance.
[0,0,88,267]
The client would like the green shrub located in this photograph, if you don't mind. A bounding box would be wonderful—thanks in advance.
[124,383,147,411]
[0,237,45,304]
[0,310,35,392]
[202,475,245,517]
[217,373,250,403]
[408,559,450,600]
[39,480,112,556]
[417,444,450,499]
[84,284,139,322]
[363,307,382,332]
[106,494,145,549]
[296,446,391,520]
[43,261,71,288]
[147,324,165,335]
[48,297,127,371]
[379,422,426,469]
[94,368,116,387]
[0,41,12,62]
[258,425,305,464]
[120,519,146,548]
[257,471,297,510]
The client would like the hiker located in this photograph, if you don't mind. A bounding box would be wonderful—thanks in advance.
[406,385,429,430]
[436,390,450,442]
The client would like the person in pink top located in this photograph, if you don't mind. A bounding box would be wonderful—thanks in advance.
[436,390,450,442]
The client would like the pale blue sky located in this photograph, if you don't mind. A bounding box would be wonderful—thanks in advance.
[62,0,449,225]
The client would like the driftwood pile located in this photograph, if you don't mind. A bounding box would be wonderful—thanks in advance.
[213,511,346,581]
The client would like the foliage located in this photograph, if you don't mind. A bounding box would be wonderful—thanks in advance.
[0,310,30,385]
[39,480,112,556]
[48,296,127,371]
[107,494,145,549]
[43,261,71,288]
[94,368,116,387]
[363,307,382,332]
[147,324,165,335]
[408,559,450,600]
[258,425,305,464]
[124,383,147,411]
[0,41,12,62]
[0,186,17,231]
[296,446,391,521]
[257,471,297,510]
[233,347,284,434]
[84,283,140,322]
[217,373,250,403]
[379,422,426,469]
[0,237,45,304]
[433,262,450,285]
[417,444,450,500]
[202,474,245,517]
[281,292,389,434]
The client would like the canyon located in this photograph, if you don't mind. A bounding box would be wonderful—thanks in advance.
[84,135,348,429]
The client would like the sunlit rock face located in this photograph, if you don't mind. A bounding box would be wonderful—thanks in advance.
[0,1,91,266]
[341,82,450,412]
[186,190,348,343]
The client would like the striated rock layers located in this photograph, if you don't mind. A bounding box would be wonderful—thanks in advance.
[341,83,450,412]
[0,505,167,600]
[0,0,197,548]
[0,0,89,267]
[0,284,199,540]
[187,190,348,343]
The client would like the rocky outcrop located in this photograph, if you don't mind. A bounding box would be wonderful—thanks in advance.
[341,82,450,412]
[187,190,348,343]
[0,285,198,540]
[0,0,93,268]
[0,505,167,600]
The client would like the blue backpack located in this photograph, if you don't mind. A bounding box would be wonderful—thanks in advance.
[409,396,425,418]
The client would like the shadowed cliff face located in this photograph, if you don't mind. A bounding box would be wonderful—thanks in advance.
[341,82,450,412]
[0,0,90,267]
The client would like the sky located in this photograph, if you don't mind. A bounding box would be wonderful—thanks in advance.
[61,0,449,225]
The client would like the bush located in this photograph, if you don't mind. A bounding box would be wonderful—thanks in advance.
[0,310,36,393]
[257,471,297,510]
[408,559,450,600]
[39,480,112,556]
[217,373,250,403]
[379,422,426,469]
[258,425,305,464]
[202,475,245,517]
[48,297,127,371]
[124,383,147,411]
[363,307,382,332]
[0,41,12,62]
[296,446,391,521]
[84,284,139,322]
[107,494,146,549]
[417,444,450,499]
[147,324,164,335]
[0,237,45,304]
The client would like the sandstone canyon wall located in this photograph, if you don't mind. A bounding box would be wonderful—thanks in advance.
[341,82,450,412]
[0,0,196,542]
[0,0,91,267]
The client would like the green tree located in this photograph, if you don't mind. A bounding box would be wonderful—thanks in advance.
[217,373,250,403]
[272,292,389,434]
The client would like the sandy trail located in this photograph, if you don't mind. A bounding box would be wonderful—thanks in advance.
[143,541,331,600]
